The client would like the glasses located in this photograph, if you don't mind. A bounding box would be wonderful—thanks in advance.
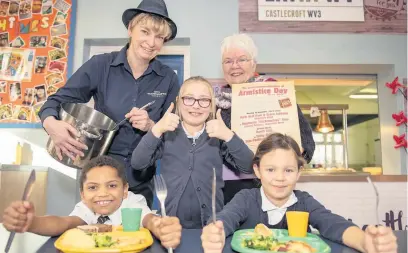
[181,96,211,108]
[222,57,252,67]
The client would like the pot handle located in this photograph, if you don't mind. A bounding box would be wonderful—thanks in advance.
[79,128,103,140]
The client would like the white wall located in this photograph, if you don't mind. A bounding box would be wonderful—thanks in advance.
[296,181,407,230]
[72,0,407,78]
[0,0,406,174]
[348,118,381,167]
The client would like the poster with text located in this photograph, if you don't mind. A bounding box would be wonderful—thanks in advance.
[0,0,75,125]
[231,81,302,153]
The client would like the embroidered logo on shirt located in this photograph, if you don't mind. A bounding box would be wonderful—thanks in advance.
[147,91,167,98]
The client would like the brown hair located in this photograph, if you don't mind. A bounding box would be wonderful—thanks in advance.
[175,76,216,121]
[128,13,172,42]
[79,156,127,191]
[253,133,305,169]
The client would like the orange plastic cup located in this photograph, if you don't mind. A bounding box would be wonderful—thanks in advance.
[286,211,309,237]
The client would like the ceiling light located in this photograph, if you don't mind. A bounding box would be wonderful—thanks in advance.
[349,94,378,99]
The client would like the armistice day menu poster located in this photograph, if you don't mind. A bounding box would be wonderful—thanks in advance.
[0,0,74,124]
[231,81,302,153]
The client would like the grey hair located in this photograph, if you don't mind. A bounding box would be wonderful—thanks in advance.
[220,34,258,61]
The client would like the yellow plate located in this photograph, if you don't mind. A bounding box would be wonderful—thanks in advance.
[54,228,154,253]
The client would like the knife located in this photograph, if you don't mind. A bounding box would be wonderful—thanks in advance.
[212,167,216,224]
[4,170,36,253]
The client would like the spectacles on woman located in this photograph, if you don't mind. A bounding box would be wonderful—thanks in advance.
[222,57,252,67]
[181,96,211,108]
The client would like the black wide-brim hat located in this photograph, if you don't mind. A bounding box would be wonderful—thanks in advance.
[122,0,177,41]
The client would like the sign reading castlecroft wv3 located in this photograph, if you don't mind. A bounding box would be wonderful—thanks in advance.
[258,0,365,21]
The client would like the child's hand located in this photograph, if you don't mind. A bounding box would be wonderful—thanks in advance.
[206,109,233,142]
[152,103,179,137]
[201,221,225,253]
[153,216,182,249]
[363,225,397,253]
[2,201,35,233]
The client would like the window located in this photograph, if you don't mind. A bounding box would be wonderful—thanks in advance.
[311,132,344,168]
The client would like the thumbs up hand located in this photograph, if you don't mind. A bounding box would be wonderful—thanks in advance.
[206,109,234,141]
[152,103,180,138]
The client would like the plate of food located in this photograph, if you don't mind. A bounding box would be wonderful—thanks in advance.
[54,225,153,253]
[231,224,331,253]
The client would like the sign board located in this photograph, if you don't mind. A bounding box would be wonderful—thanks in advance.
[258,0,365,21]
[231,81,301,153]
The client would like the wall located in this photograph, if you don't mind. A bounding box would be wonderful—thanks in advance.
[72,0,407,78]
[348,118,381,167]
[0,0,406,174]
[296,91,379,115]
[296,181,407,230]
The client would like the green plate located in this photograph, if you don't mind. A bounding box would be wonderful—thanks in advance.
[231,229,331,253]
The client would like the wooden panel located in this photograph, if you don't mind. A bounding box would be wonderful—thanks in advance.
[299,104,349,110]
[240,0,407,34]
[299,174,408,182]
[0,171,47,222]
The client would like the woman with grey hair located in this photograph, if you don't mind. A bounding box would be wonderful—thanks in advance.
[217,33,315,204]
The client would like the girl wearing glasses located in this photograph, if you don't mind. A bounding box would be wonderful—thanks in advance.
[131,76,254,229]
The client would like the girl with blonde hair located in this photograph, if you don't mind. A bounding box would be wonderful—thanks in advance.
[132,76,254,229]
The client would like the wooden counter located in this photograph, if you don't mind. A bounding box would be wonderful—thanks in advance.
[299,172,407,182]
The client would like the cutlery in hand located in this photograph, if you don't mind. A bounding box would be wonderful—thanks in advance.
[114,100,156,130]
[212,167,216,224]
[366,176,380,225]
[139,100,155,111]
[4,169,36,253]
[153,174,173,253]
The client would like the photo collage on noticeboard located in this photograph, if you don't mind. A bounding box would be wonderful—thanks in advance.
[0,0,72,123]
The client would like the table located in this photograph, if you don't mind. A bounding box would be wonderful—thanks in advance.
[1,225,406,253]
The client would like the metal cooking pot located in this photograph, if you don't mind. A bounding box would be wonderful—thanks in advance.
[46,103,117,169]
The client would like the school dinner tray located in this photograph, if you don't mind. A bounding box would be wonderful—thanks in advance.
[54,228,154,253]
[231,228,331,253]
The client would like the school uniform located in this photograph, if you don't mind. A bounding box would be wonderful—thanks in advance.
[69,191,152,226]
[131,123,254,228]
[211,188,357,244]
[216,75,316,204]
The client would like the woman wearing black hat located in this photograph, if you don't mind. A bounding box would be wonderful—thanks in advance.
[39,0,179,208]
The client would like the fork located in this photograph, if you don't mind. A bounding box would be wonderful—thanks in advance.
[154,174,173,253]
[366,176,380,225]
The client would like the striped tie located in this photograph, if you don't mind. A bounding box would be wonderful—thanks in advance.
[97,215,110,224]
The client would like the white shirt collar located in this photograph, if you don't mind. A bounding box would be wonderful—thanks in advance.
[260,186,298,212]
[181,122,206,139]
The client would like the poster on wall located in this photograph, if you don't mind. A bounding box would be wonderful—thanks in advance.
[230,81,302,153]
[0,0,76,126]
[240,0,407,33]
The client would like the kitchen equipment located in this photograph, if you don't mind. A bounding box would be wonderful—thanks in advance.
[5,170,36,253]
[14,142,22,165]
[46,103,117,169]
